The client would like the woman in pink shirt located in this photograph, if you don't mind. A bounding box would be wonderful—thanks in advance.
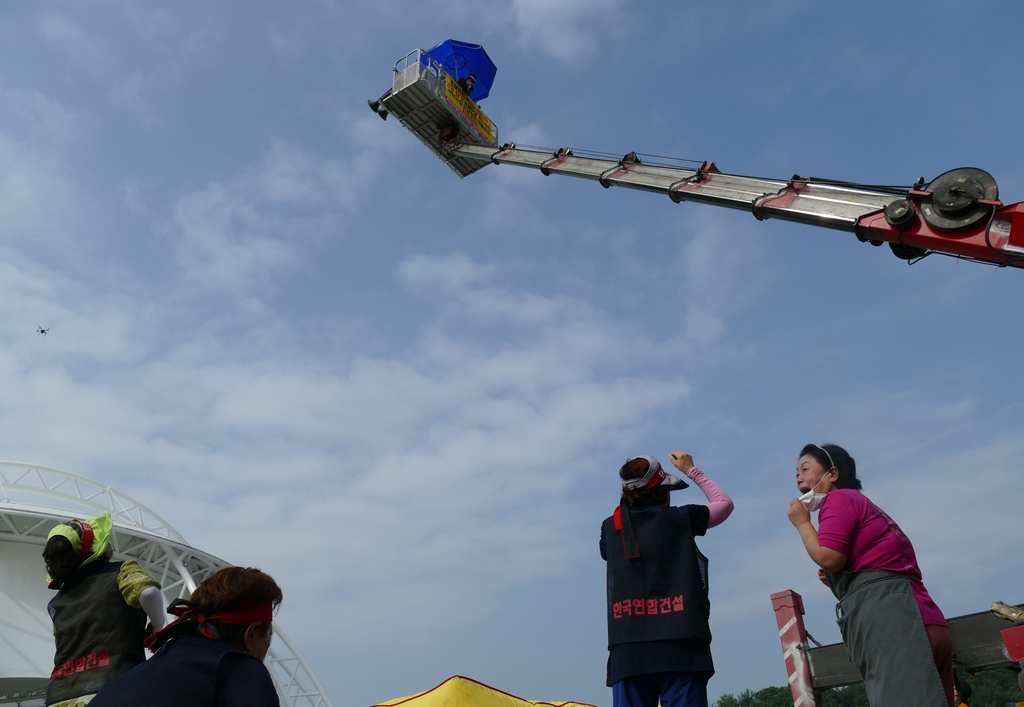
[786,443,953,707]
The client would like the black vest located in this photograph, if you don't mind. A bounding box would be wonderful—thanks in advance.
[47,561,147,704]
[602,505,711,648]
[90,635,276,707]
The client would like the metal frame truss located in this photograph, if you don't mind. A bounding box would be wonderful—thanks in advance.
[0,461,333,707]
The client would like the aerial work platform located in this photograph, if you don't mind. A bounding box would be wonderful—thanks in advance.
[370,42,498,178]
[373,42,1024,269]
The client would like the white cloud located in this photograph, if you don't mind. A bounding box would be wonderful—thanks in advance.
[872,434,1024,613]
[35,5,211,122]
[0,88,89,258]
[677,213,770,346]
[115,3,179,42]
[171,180,303,291]
[0,86,79,152]
[254,141,339,206]
[167,115,395,293]
[398,252,494,295]
[267,20,309,61]
[0,242,693,660]
[509,0,622,63]
[37,13,108,72]
[109,66,181,121]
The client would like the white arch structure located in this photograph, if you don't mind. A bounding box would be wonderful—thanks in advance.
[0,461,333,707]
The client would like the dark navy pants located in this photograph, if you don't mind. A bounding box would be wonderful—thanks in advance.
[612,672,709,707]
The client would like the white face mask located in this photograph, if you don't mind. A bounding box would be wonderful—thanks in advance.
[799,472,832,512]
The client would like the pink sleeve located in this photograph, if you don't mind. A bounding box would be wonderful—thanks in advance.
[686,467,734,528]
[817,490,857,556]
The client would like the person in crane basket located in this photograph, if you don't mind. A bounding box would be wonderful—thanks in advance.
[787,443,954,707]
[456,74,476,98]
[600,451,734,707]
[42,512,167,707]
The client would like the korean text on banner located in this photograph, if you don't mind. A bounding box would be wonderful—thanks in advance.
[443,75,495,146]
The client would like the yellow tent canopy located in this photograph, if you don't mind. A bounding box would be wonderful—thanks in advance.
[371,675,596,707]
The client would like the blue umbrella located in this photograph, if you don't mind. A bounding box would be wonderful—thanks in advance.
[423,39,497,101]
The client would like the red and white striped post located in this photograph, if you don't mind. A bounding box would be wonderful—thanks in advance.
[770,590,820,707]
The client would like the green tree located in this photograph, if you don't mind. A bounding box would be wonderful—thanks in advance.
[712,684,869,707]
[713,686,793,707]
[962,668,1023,707]
[820,684,867,707]
[712,670,1022,707]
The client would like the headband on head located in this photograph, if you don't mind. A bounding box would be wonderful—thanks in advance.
[145,599,275,652]
[815,445,837,471]
[46,512,114,587]
[621,456,689,495]
[617,456,690,560]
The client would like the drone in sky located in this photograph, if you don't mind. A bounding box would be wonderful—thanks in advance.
[37,326,50,336]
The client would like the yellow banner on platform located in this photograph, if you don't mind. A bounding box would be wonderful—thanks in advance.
[444,75,496,145]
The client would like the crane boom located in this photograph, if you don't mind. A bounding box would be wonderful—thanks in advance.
[454,144,898,230]
[451,143,1024,270]
[371,46,1024,270]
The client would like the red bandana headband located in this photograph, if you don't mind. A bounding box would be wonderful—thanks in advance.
[621,457,666,496]
[75,520,95,560]
[144,599,274,652]
[616,455,689,560]
[207,602,274,627]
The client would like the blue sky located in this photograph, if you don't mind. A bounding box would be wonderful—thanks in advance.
[2,1,1024,705]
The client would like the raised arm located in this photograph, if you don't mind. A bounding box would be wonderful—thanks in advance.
[669,451,734,528]
[139,586,167,631]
